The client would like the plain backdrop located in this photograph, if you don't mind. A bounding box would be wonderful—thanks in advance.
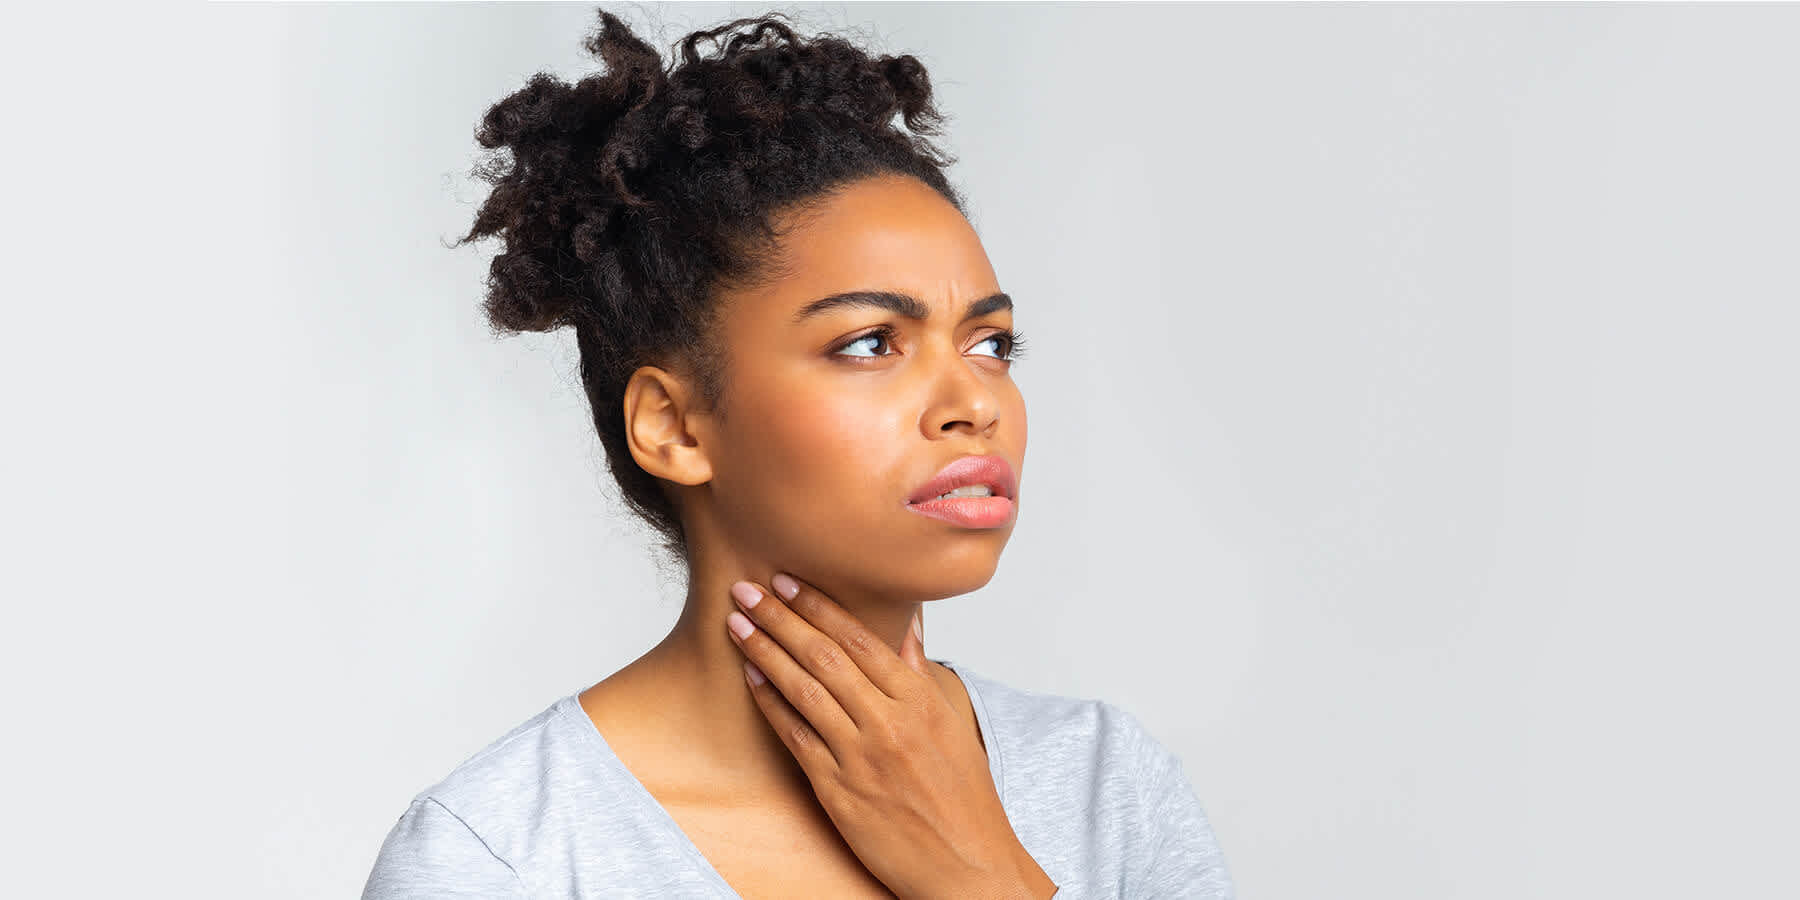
[13,2,1799,898]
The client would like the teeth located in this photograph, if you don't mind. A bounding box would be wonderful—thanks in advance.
[934,484,994,500]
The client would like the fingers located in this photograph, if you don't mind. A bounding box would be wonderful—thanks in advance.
[769,572,928,700]
[729,577,898,729]
[725,582,862,746]
[740,655,841,780]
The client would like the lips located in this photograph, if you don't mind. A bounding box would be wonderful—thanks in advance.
[906,454,1018,505]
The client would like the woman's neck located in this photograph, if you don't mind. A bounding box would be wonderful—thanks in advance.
[582,542,930,809]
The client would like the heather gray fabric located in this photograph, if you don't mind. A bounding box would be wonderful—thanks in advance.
[361,658,1234,899]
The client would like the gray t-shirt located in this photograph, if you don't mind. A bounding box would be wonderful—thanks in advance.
[361,658,1234,898]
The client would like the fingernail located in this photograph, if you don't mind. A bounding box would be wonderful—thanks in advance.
[912,611,923,643]
[744,660,766,686]
[731,581,762,609]
[727,610,756,640]
[772,573,799,600]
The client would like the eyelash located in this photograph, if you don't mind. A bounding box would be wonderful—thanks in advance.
[832,325,1030,363]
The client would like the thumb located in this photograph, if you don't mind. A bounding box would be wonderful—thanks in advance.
[902,606,927,673]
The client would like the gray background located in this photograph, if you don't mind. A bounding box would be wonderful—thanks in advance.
[18,2,1798,898]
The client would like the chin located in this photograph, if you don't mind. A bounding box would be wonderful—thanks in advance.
[778,512,1014,598]
[887,533,1010,599]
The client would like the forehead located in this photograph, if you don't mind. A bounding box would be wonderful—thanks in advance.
[731,175,1001,324]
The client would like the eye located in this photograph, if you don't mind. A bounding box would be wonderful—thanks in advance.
[972,329,1030,362]
[832,325,898,359]
[830,325,1030,363]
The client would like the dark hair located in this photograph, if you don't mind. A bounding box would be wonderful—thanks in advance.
[450,7,966,567]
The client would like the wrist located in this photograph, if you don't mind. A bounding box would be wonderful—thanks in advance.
[923,842,1057,900]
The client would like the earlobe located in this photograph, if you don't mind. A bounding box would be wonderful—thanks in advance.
[622,365,714,487]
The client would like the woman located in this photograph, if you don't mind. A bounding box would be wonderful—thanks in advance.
[362,8,1233,898]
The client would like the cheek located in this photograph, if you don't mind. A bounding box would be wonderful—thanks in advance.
[716,382,910,536]
[793,392,906,470]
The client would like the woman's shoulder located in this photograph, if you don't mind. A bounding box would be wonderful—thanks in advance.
[942,659,1189,814]
[363,696,591,899]
[365,690,744,898]
[945,662,1234,897]
[411,696,577,806]
[947,660,1175,765]
[378,695,613,856]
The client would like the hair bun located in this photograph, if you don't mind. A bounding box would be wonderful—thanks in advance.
[456,11,675,334]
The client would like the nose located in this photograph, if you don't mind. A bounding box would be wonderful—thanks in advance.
[918,343,1002,438]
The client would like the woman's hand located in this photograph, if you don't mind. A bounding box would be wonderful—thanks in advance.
[724,574,1056,900]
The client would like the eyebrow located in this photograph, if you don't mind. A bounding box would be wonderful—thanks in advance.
[790,290,1013,325]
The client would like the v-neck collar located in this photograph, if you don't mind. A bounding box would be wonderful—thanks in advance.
[556,657,1003,898]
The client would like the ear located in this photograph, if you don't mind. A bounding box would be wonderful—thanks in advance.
[622,365,715,489]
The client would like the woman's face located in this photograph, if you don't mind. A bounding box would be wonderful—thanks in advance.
[693,173,1027,602]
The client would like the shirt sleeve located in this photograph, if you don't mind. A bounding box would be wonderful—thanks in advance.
[360,796,530,899]
[1138,743,1236,899]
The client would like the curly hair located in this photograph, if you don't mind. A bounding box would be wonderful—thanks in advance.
[448,7,966,568]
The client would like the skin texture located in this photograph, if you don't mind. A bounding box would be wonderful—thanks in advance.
[577,173,1036,898]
